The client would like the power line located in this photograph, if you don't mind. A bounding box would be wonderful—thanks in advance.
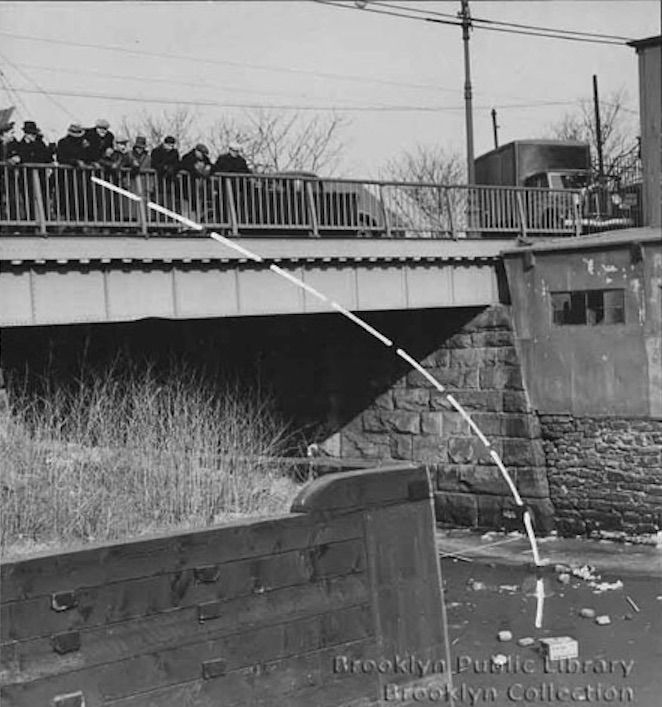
[10,85,581,112]
[0,29,459,93]
[371,1,633,42]
[318,1,629,45]
[8,59,638,117]
[0,51,76,122]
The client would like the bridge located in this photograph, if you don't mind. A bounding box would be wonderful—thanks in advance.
[0,164,599,327]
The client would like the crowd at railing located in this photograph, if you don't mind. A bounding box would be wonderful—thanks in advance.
[0,117,635,238]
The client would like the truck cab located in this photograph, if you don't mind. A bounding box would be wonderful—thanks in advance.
[523,171,589,190]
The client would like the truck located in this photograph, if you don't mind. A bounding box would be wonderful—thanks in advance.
[474,140,637,234]
[475,139,591,190]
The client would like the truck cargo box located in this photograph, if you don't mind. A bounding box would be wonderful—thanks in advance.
[475,140,590,187]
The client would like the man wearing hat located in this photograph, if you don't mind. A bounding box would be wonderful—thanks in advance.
[151,136,180,178]
[180,144,212,225]
[213,141,251,175]
[83,119,114,165]
[181,143,212,177]
[0,120,18,163]
[15,121,52,165]
[57,123,88,167]
[55,123,91,222]
[130,136,151,172]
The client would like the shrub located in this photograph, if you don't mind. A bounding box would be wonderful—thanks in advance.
[0,363,300,559]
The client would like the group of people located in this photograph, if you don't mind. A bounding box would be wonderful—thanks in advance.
[1,117,252,177]
[1,117,256,227]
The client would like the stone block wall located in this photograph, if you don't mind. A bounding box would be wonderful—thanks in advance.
[540,415,662,537]
[335,305,555,533]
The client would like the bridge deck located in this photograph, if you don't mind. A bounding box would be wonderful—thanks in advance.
[0,237,510,327]
[0,235,511,265]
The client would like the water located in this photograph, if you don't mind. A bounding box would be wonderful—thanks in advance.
[440,558,662,706]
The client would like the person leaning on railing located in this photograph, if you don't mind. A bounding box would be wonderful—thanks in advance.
[150,136,181,213]
[4,120,54,224]
[180,143,212,225]
[82,118,114,166]
[0,120,19,227]
[55,123,92,222]
[211,141,252,227]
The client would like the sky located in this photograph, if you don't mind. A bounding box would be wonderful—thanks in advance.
[0,0,659,177]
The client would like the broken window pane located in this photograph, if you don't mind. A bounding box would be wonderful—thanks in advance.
[586,290,604,324]
[603,289,625,324]
[551,289,625,326]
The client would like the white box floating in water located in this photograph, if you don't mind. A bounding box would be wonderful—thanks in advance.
[539,637,579,661]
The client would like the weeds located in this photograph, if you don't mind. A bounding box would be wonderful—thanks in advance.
[0,363,300,559]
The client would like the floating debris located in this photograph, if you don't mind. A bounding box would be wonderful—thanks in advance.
[595,615,611,626]
[554,564,571,574]
[572,564,598,581]
[625,595,640,613]
[467,579,486,591]
[579,608,596,619]
[492,654,508,667]
[590,579,623,593]
[518,637,535,647]
[498,630,513,642]
[557,573,571,585]
[540,637,579,661]
[499,584,519,592]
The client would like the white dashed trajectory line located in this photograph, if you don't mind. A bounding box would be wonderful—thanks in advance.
[91,175,545,628]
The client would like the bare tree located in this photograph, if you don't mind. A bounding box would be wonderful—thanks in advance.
[382,144,465,185]
[543,89,639,179]
[119,107,201,151]
[380,145,466,236]
[206,110,349,174]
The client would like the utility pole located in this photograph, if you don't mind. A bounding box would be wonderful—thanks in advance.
[592,74,604,182]
[459,0,475,185]
[491,108,499,149]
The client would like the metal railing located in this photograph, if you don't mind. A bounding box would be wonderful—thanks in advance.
[1,163,633,238]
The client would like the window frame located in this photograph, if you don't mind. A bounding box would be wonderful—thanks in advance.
[550,288,625,327]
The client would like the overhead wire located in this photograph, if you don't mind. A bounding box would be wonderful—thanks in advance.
[316,0,630,45]
[0,29,459,93]
[370,1,634,42]
[0,50,76,122]
[0,67,29,122]
[9,86,582,112]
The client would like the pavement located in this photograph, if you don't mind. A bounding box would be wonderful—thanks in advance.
[435,527,662,577]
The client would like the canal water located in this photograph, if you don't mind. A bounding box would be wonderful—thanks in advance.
[439,555,661,706]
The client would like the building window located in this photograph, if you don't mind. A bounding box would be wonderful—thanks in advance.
[551,289,625,325]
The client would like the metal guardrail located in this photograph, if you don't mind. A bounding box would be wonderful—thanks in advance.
[0,163,636,238]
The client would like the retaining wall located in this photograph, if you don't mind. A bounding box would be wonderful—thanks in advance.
[334,305,554,533]
[0,464,449,707]
[541,415,662,537]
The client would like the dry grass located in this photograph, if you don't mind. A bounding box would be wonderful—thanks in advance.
[0,364,301,560]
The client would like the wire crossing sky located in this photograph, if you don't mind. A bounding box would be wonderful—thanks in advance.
[0,1,656,176]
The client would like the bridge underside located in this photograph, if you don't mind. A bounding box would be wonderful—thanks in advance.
[0,237,508,327]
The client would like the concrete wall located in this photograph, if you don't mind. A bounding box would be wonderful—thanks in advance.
[1,464,449,706]
[503,235,662,417]
[541,415,662,537]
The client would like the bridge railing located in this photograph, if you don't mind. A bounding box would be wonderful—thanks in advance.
[1,163,590,238]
